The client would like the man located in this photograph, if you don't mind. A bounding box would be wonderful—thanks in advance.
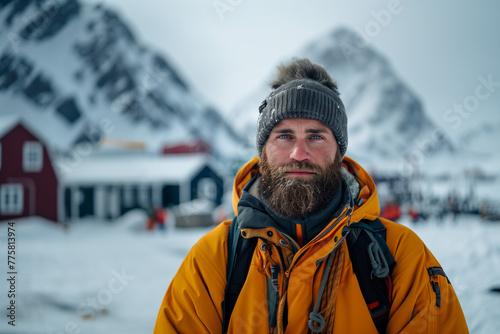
[154,58,468,333]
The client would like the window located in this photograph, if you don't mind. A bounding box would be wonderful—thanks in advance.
[0,184,24,215]
[23,141,43,172]
[123,186,134,207]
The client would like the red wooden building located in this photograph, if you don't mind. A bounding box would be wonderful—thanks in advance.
[162,139,211,155]
[0,116,59,222]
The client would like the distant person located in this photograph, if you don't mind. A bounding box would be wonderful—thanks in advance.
[146,205,156,231]
[146,206,166,231]
[447,193,460,221]
[380,198,401,222]
[154,58,468,333]
[408,206,420,223]
[155,207,167,231]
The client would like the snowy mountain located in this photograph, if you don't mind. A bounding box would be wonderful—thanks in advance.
[231,27,454,165]
[457,118,500,155]
[0,0,249,161]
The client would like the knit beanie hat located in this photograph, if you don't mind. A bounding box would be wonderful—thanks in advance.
[256,78,348,157]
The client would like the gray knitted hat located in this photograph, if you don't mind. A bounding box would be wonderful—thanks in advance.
[256,78,348,157]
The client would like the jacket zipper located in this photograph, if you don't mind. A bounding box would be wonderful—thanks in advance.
[279,206,351,291]
[274,207,352,332]
[290,206,351,270]
[312,205,351,243]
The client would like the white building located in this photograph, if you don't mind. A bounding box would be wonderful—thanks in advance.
[61,153,227,222]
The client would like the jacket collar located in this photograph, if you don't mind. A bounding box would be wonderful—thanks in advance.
[237,173,347,245]
[233,156,381,246]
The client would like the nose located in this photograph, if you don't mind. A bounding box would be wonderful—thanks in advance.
[289,140,310,162]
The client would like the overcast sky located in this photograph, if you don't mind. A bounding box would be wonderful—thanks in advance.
[84,0,500,141]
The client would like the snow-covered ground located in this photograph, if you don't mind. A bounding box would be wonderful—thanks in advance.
[1,211,499,333]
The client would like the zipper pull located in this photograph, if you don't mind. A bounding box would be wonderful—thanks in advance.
[271,265,280,291]
[432,281,441,307]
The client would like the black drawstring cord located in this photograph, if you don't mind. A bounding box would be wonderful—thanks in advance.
[308,227,351,332]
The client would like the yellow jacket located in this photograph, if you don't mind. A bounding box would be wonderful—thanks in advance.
[154,156,468,333]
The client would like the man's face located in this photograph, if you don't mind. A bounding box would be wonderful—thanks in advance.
[259,118,343,218]
[263,118,338,170]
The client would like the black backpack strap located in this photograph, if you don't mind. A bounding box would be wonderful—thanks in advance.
[347,218,396,334]
[222,218,257,333]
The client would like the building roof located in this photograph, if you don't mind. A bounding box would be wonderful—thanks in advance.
[0,115,21,138]
[0,114,51,145]
[60,153,218,185]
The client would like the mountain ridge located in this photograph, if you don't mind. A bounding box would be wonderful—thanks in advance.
[0,0,250,162]
[230,26,454,167]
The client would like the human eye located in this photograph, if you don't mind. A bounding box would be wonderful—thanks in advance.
[277,134,291,139]
[310,135,324,140]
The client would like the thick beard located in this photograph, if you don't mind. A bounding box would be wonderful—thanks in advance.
[259,149,343,219]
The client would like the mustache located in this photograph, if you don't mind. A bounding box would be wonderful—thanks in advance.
[276,161,322,174]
